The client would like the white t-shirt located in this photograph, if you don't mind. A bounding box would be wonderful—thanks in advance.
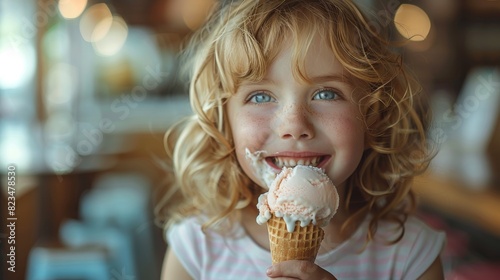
[167,214,445,280]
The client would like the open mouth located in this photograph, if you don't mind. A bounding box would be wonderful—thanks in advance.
[267,156,328,169]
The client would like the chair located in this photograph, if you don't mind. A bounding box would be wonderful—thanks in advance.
[26,246,110,280]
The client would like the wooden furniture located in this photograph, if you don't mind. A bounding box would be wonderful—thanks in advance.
[413,171,500,237]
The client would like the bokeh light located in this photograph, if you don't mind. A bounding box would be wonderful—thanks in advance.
[42,22,70,60]
[0,42,36,89]
[58,0,88,19]
[79,3,113,42]
[92,16,128,56]
[394,4,432,41]
[44,63,78,106]
[0,123,32,170]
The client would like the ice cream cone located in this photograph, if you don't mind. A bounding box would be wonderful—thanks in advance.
[267,215,324,264]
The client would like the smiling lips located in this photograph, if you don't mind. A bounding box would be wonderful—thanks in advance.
[245,148,330,189]
[268,156,327,169]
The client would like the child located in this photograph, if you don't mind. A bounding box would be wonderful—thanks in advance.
[156,0,445,279]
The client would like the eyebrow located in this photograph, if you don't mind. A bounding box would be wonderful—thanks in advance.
[240,74,349,86]
[308,74,350,84]
[237,79,275,90]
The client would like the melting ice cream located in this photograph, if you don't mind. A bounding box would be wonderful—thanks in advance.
[245,148,275,189]
[256,165,339,232]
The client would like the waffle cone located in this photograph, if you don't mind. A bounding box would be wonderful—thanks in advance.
[267,215,324,264]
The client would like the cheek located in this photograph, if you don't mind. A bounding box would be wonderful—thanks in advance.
[325,112,366,184]
[231,110,271,149]
[230,110,272,187]
[344,117,365,147]
[322,108,365,142]
[338,115,365,157]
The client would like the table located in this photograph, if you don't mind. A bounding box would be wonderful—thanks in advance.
[413,171,500,237]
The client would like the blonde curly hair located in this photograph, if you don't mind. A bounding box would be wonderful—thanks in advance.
[155,0,432,243]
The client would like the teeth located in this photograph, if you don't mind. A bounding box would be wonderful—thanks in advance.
[273,157,322,168]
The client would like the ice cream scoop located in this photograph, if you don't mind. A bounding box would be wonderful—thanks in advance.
[256,165,339,264]
[256,165,339,232]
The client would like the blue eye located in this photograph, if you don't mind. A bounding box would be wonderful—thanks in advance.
[313,89,340,100]
[248,92,275,103]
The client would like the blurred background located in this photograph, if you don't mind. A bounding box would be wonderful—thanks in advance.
[0,0,499,279]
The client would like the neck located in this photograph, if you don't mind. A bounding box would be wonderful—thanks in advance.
[319,206,356,253]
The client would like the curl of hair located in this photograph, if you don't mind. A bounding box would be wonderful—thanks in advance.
[156,0,433,243]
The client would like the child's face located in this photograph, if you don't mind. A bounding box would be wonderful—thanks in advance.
[227,36,366,191]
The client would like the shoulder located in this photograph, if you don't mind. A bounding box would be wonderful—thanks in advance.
[321,215,445,279]
[166,215,271,279]
[166,216,207,279]
[167,215,204,241]
[379,215,446,279]
[167,215,242,245]
[368,215,445,245]
[373,215,446,256]
[399,215,446,250]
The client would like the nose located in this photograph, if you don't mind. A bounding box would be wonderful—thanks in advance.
[275,103,314,140]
